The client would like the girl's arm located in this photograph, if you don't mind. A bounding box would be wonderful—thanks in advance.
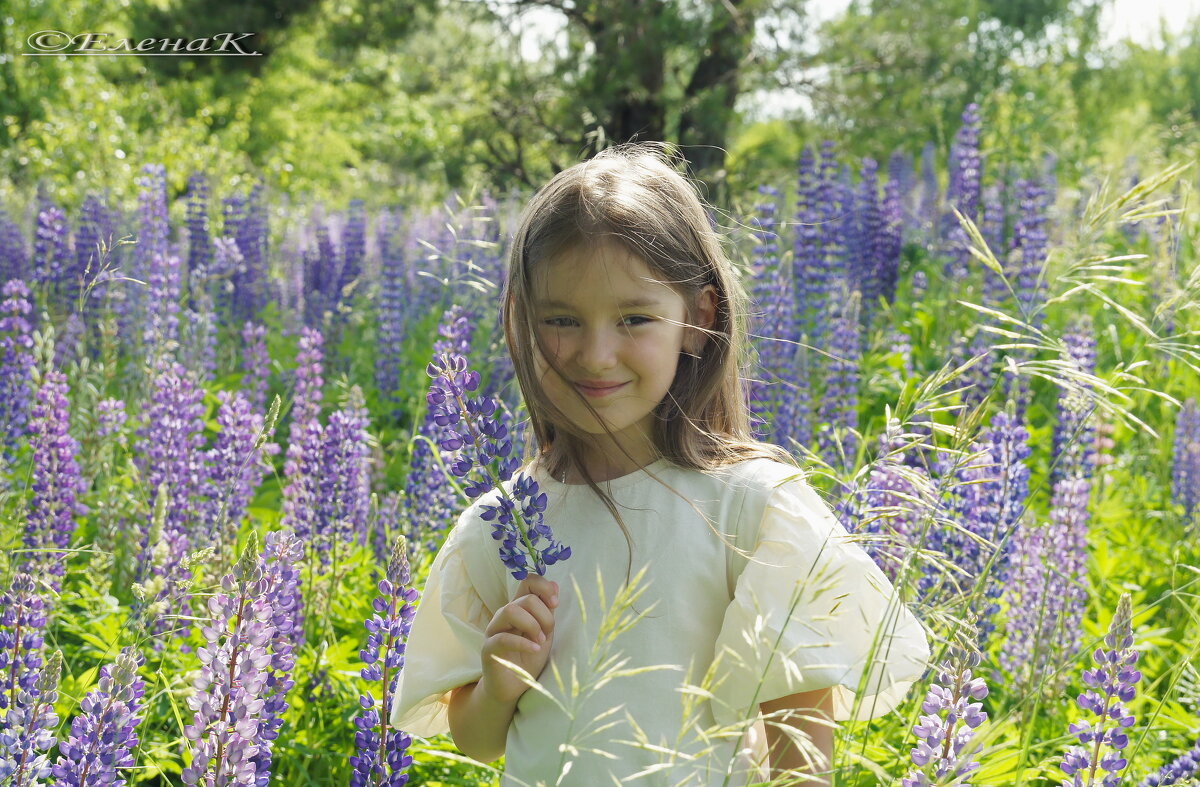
[447,680,520,764]
[760,687,836,784]
[448,574,559,764]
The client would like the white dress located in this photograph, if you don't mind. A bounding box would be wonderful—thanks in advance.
[390,456,931,786]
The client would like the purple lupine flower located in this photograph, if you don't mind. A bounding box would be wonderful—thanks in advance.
[878,173,904,305]
[73,195,104,309]
[182,533,281,787]
[304,219,340,327]
[138,359,208,564]
[748,186,794,443]
[0,575,48,737]
[1053,320,1098,485]
[0,207,29,283]
[375,208,409,415]
[21,369,87,591]
[340,199,367,295]
[854,157,883,319]
[314,386,372,565]
[981,184,1008,311]
[281,327,325,549]
[51,647,146,787]
[960,329,996,415]
[350,536,419,787]
[977,409,1032,646]
[188,172,211,276]
[184,236,239,385]
[1060,593,1140,787]
[427,352,570,579]
[794,147,822,341]
[371,491,404,572]
[135,359,208,643]
[144,250,184,364]
[901,650,989,787]
[246,530,305,787]
[1141,739,1200,786]
[76,194,116,320]
[203,390,279,557]
[887,148,916,235]
[839,419,932,585]
[1,649,60,787]
[403,306,477,555]
[943,103,982,282]
[289,326,324,437]
[1001,473,1091,691]
[773,337,814,457]
[53,313,85,372]
[817,286,861,472]
[230,183,268,323]
[1011,177,1051,327]
[127,164,170,355]
[917,141,940,244]
[1001,177,1051,419]
[811,141,845,353]
[241,322,271,415]
[95,397,127,440]
[911,269,928,301]
[0,279,36,460]
[1173,398,1200,522]
[33,205,69,298]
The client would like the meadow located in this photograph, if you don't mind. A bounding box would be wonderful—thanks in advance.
[0,100,1198,787]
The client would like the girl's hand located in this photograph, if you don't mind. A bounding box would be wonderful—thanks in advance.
[479,575,559,706]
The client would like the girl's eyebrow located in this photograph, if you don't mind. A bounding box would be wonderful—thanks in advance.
[536,296,664,310]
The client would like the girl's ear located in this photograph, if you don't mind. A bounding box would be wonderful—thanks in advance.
[687,285,718,355]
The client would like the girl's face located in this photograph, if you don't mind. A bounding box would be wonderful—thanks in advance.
[531,240,714,470]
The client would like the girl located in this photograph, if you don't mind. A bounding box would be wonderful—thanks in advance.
[390,143,930,785]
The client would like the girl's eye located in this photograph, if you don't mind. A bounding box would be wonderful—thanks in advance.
[541,316,653,327]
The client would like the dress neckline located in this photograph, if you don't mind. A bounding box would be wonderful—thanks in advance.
[531,456,673,493]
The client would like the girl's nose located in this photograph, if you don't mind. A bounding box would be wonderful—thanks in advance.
[577,326,619,369]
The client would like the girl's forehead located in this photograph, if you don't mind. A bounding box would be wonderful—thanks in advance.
[533,240,676,299]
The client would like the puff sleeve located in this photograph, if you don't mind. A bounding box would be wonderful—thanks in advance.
[710,474,930,726]
[388,510,509,737]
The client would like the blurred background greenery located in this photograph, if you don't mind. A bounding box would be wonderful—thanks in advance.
[1,0,1197,208]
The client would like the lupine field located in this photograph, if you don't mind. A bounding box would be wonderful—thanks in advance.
[1,49,1200,785]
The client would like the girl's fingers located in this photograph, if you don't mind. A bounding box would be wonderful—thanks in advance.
[488,604,544,643]
[486,631,541,656]
[513,594,555,638]
[516,575,560,609]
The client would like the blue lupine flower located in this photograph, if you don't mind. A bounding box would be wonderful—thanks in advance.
[1060,593,1140,787]
[901,650,989,787]
[426,352,570,579]
[350,536,419,787]
[22,368,87,592]
[1173,398,1200,524]
[52,647,146,787]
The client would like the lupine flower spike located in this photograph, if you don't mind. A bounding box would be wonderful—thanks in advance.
[1061,593,1140,787]
[1,649,61,786]
[52,647,146,786]
[182,533,283,787]
[350,536,420,786]
[902,649,989,786]
[426,352,570,579]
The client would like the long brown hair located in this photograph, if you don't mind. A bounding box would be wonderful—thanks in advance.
[500,142,794,566]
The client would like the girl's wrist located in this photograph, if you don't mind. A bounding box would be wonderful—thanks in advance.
[478,673,524,709]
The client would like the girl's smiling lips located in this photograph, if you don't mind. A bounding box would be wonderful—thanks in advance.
[575,380,628,397]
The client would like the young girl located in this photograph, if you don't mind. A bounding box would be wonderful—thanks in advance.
[390,143,930,785]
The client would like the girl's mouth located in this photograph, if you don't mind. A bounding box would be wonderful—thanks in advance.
[576,382,627,398]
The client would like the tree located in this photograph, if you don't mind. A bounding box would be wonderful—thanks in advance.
[467,0,811,188]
